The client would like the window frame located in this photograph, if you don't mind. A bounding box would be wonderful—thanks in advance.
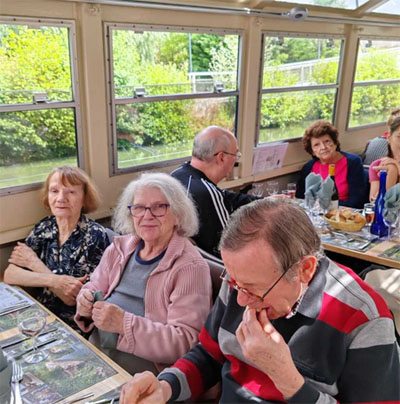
[0,16,83,196]
[256,31,345,146]
[347,36,400,130]
[104,22,242,176]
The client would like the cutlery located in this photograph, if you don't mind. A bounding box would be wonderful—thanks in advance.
[62,392,94,404]
[11,361,23,404]
[13,336,58,360]
[0,325,58,349]
[85,395,120,404]
[0,302,31,317]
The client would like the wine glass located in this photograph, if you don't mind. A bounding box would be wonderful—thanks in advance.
[249,182,266,197]
[18,308,48,364]
[266,181,279,197]
[383,208,399,241]
[363,202,375,228]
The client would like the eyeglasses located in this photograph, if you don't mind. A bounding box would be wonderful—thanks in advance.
[220,260,301,303]
[127,203,170,218]
[213,151,242,162]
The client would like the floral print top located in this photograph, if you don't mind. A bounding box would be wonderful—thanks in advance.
[25,215,110,329]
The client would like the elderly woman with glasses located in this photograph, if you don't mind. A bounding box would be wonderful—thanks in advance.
[75,173,212,375]
[4,166,110,330]
[295,120,367,208]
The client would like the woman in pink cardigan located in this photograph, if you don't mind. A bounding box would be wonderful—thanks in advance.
[75,173,212,374]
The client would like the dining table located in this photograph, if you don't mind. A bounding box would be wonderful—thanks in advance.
[0,283,131,404]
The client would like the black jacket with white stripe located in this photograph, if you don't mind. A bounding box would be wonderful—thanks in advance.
[171,162,257,257]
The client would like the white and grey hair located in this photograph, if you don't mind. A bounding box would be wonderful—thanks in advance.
[112,172,199,237]
[220,199,322,279]
[192,126,233,161]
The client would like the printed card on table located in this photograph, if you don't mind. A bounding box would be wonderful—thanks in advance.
[252,142,289,175]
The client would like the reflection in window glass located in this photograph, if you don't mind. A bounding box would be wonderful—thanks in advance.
[372,0,400,15]
[259,36,342,143]
[116,97,237,168]
[109,26,240,170]
[0,109,77,189]
[350,40,400,128]
[259,89,336,143]
[277,0,368,10]
[0,24,72,105]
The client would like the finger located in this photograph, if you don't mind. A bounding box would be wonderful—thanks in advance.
[77,274,89,283]
[258,309,275,334]
[236,322,245,346]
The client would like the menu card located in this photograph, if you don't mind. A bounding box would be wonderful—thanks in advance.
[0,283,32,314]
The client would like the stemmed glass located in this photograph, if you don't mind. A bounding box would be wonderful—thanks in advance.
[17,308,48,364]
[266,181,279,197]
[249,182,266,197]
[383,208,400,241]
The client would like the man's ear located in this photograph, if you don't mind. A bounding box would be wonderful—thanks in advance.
[299,256,318,284]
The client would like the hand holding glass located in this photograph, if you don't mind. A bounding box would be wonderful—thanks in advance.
[18,308,48,364]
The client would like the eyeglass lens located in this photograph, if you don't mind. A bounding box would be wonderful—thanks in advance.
[129,203,169,217]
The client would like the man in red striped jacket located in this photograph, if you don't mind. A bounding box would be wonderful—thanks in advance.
[121,199,400,403]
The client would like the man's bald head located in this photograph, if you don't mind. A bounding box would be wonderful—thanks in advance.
[192,126,236,161]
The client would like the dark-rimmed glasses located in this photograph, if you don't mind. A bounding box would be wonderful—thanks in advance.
[127,203,170,218]
[220,261,300,303]
[213,151,242,162]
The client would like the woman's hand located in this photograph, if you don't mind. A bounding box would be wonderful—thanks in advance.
[8,242,45,272]
[236,308,304,399]
[76,289,94,318]
[120,372,171,404]
[49,274,88,306]
[92,301,125,334]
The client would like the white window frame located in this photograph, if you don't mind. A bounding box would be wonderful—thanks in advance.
[256,32,345,145]
[347,36,400,130]
[104,22,242,175]
[0,16,83,196]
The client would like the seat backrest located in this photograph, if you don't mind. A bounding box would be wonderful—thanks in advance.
[196,247,224,301]
[361,136,388,165]
[105,227,118,243]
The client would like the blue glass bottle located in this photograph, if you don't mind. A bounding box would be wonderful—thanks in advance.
[370,170,388,238]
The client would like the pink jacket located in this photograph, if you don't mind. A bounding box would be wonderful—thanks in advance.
[75,232,212,365]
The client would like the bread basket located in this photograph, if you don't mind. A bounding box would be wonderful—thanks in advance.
[325,209,366,232]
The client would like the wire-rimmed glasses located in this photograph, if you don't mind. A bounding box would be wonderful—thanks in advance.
[127,203,170,218]
[213,151,242,162]
[219,261,301,303]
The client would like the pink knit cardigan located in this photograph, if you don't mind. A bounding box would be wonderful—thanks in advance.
[74,232,212,365]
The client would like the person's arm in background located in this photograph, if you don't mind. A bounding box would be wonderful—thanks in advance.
[368,159,381,201]
[4,223,88,306]
[295,160,313,199]
[341,154,367,209]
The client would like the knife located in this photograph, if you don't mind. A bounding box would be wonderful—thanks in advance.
[0,302,32,316]
[0,325,59,349]
[13,336,58,359]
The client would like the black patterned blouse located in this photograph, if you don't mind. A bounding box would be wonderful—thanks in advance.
[25,215,110,330]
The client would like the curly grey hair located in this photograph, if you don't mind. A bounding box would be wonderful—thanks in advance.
[219,199,322,280]
[112,172,199,237]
